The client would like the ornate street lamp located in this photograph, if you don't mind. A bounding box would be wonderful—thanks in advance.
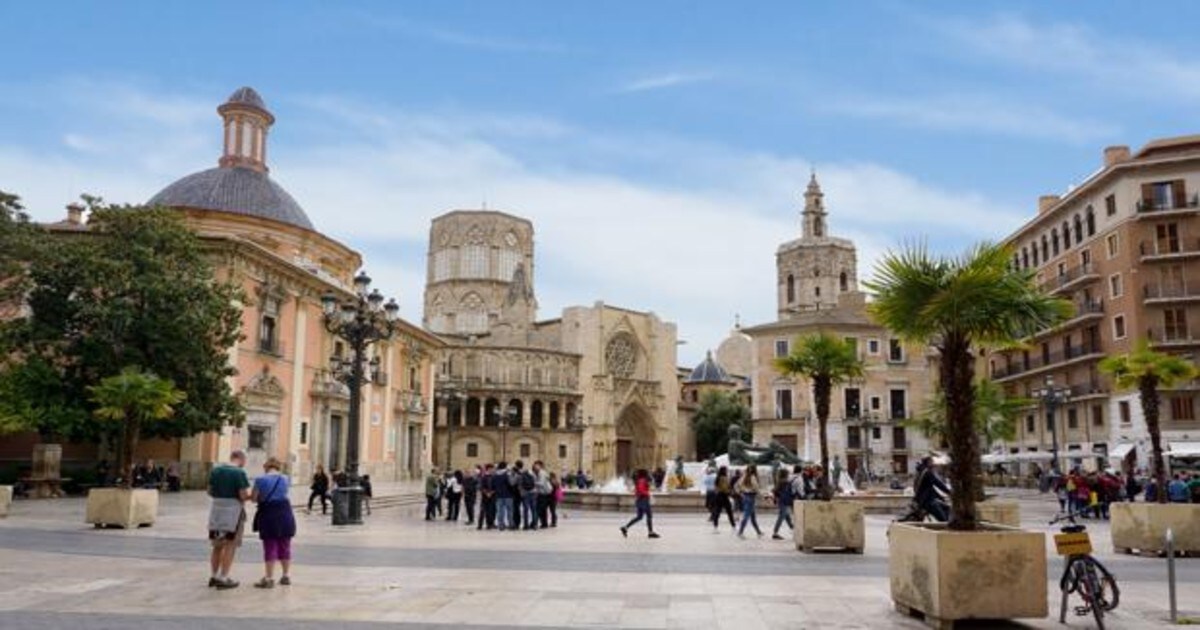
[568,411,588,473]
[1033,374,1071,474]
[321,271,400,526]
[435,376,466,470]
[861,412,881,485]
[493,405,518,461]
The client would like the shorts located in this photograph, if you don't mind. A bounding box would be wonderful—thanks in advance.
[208,510,245,548]
[262,538,292,562]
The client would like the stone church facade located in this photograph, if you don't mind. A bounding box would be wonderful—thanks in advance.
[424,211,680,479]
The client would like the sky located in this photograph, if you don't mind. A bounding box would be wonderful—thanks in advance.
[4,2,1200,366]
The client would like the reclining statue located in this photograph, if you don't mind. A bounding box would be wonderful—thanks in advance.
[726,425,801,466]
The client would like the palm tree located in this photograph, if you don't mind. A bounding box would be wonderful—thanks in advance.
[910,379,1026,449]
[89,366,186,489]
[774,332,864,498]
[866,243,1070,530]
[1100,342,1197,504]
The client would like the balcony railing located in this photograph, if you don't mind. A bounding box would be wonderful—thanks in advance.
[991,342,1103,379]
[1147,327,1200,346]
[395,389,428,413]
[1139,238,1200,259]
[257,337,283,356]
[1068,381,1107,397]
[1135,196,1200,215]
[1143,284,1200,301]
[1039,262,1099,294]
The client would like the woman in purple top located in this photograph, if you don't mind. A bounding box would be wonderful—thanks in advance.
[251,457,296,588]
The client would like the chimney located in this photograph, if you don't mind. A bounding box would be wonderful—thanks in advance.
[66,202,84,225]
[1103,145,1131,167]
[1037,195,1061,214]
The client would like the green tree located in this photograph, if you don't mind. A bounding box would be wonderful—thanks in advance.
[1100,342,1197,504]
[692,389,751,459]
[774,332,864,496]
[7,198,245,444]
[88,367,186,488]
[0,191,42,337]
[866,243,1070,530]
[0,356,88,438]
[910,379,1025,449]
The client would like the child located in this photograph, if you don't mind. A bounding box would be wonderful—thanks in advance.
[620,469,660,539]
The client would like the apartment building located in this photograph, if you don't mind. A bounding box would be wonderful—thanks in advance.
[986,137,1200,474]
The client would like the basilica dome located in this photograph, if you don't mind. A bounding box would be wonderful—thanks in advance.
[147,87,315,231]
[686,351,732,384]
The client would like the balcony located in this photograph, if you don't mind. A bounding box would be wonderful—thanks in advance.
[310,369,349,399]
[1030,299,1104,339]
[1068,381,1108,399]
[257,337,283,357]
[1147,327,1200,348]
[1143,283,1200,304]
[991,342,1105,381]
[1134,196,1200,220]
[395,389,428,414]
[1139,238,1200,262]
[1039,262,1100,295]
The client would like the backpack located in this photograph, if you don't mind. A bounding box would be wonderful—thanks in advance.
[520,471,535,492]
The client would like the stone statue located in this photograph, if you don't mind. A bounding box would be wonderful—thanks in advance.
[726,425,801,466]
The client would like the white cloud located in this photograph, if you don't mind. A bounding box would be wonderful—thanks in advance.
[934,14,1200,101]
[3,82,1025,365]
[616,72,715,94]
[829,94,1118,143]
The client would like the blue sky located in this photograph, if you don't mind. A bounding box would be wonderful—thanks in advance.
[4,2,1200,365]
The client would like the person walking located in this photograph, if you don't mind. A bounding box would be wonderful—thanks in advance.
[619,469,660,539]
[424,467,440,521]
[535,461,552,529]
[207,450,251,590]
[736,465,764,538]
[517,461,538,530]
[711,466,737,530]
[494,462,514,531]
[360,474,373,516]
[548,472,562,527]
[771,467,795,540]
[445,470,463,521]
[463,467,479,526]
[306,465,329,515]
[251,457,296,589]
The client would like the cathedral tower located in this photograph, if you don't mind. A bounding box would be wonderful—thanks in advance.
[776,173,858,317]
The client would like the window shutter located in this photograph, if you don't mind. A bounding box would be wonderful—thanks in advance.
[1172,179,1187,208]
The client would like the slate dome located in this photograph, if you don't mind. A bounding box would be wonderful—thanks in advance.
[686,351,731,384]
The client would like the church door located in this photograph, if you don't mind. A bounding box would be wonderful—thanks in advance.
[616,439,633,475]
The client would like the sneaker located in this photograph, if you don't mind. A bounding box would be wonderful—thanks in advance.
[253,578,275,589]
[772,534,784,540]
[208,577,220,588]
[279,576,291,586]
[648,532,661,539]
[620,526,628,538]
[214,578,239,590]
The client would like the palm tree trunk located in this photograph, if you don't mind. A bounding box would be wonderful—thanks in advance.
[941,332,980,531]
[120,409,139,490]
[814,375,832,499]
[1140,376,1168,504]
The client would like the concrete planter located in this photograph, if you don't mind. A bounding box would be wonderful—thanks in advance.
[888,522,1047,629]
[1111,502,1200,556]
[85,488,158,528]
[794,500,865,553]
[976,500,1020,527]
[0,485,12,518]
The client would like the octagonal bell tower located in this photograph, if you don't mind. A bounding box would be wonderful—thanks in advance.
[776,173,858,317]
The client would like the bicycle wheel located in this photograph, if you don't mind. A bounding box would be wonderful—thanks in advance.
[1090,558,1120,612]
[1077,561,1106,630]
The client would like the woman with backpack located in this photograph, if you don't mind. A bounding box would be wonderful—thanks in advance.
[710,466,737,530]
[736,465,764,538]
[619,469,660,539]
[771,467,796,540]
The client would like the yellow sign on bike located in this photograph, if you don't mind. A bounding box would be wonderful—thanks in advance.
[1054,532,1092,556]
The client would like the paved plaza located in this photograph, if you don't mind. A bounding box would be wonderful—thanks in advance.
[0,488,1196,629]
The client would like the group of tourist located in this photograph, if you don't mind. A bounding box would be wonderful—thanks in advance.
[1048,467,1200,518]
[697,463,833,539]
[94,458,182,491]
[205,450,295,591]
[423,460,567,531]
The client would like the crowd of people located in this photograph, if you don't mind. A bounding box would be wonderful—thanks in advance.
[422,460,575,531]
[304,464,374,516]
[1050,467,1200,517]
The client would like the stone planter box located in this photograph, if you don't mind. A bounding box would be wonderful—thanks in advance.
[85,488,158,528]
[0,485,12,518]
[889,522,1047,629]
[976,500,1020,527]
[794,500,865,553]
[1111,502,1200,556]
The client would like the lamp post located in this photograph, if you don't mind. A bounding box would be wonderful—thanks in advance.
[321,271,400,526]
[861,412,880,485]
[435,377,466,471]
[1033,374,1071,474]
[569,411,587,473]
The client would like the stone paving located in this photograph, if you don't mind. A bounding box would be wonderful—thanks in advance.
[0,488,1196,629]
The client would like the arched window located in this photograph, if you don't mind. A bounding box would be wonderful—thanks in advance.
[786,274,795,303]
[530,400,544,428]
[1012,253,1020,270]
[1051,229,1059,255]
[1022,247,1029,268]
[1032,243,1039,266]
[839,271,848,292]
[814,216,824,237]
[549,401,561,428]
[1062,222,1070,249]
[815,286,821,297]
[1073,214,1083,245]
[456,293,487,333]
[1041,235,1048,262]
[1086,207,1095,236]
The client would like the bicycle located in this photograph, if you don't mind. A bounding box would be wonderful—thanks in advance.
[1050,509,1120,629]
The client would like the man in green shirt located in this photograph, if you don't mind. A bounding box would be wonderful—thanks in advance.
[207,449,251,589]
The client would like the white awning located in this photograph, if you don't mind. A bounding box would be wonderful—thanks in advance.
[1014,451,1054,462]
[930,451,951,465]
[1108,443,1135,460]
[981,453,1014,464]
[1168,441,1200,457]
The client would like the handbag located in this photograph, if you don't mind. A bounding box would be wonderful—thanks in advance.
[252,476,283,533]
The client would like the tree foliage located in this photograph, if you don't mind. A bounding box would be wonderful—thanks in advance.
[691,389,750,460]
[774,332,863,496]
[910,379,1024,449]
[89,366,186,488]
[1100,342,1198,504]
[865,242,1070,530]
[2,197,245,444]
